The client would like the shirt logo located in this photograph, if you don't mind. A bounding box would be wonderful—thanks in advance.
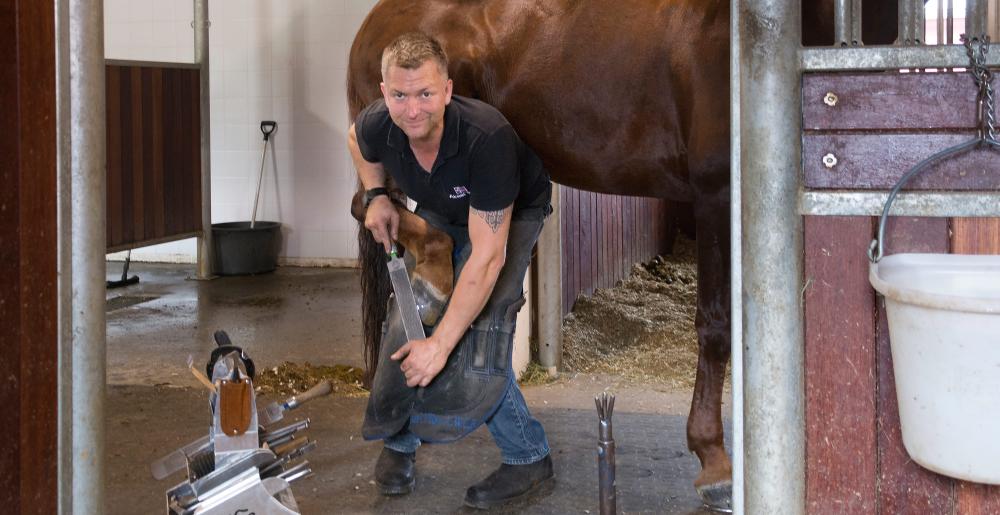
[449,186,471,199]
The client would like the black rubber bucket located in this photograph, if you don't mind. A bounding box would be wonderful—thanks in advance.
[211,221,281,275]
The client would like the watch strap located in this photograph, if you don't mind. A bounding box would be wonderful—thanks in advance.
[364,187,389,207]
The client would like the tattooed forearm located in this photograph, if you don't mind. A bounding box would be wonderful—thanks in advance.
[472,208,506,233]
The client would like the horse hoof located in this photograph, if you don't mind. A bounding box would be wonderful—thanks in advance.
[412,279,447,326]
[696,480,732,513]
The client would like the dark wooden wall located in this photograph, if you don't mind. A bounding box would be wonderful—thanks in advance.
[105,64,202,252]
[558,185,683,314]
[803,72,1000,512]
[0,0,59,511]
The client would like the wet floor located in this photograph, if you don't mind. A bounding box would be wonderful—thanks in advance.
[105,262,729,514]
[106,262,364,385]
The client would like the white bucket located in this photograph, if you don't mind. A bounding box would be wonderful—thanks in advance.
[869,253,1000,484]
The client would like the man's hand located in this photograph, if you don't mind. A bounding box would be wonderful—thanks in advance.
[391,336,449,387]
[364,195,399,253]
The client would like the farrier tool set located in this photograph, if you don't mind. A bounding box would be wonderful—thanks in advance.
[150,330,332,514]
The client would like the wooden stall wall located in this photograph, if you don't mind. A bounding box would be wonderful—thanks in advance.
[558,184,683,315]
[0,0,59,511]
[105,64,202,252]
[803,72,1000,512]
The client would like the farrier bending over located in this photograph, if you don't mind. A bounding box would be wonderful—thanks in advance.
[348,32,555,509]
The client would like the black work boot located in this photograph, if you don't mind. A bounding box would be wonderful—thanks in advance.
[374,447,416,495]
[464,455,555,509]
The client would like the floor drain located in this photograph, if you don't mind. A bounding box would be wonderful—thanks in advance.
[106,295,158,312]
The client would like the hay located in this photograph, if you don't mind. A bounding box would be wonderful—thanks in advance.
[561,236,701,389]
[254,361,368,397]
[518,360,558,386]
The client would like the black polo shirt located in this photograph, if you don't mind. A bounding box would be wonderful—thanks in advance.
[355,95,551,227]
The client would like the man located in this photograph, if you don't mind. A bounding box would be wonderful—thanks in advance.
[347,32,555,509]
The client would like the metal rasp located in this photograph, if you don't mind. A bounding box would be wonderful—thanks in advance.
[387,244,426,341]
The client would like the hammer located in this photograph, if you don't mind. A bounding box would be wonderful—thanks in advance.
[260,380,333,425]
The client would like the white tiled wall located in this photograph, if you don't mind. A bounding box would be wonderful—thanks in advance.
[105,0,379,264]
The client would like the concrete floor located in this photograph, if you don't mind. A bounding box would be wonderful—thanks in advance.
[106,263,730,514]
[106,262,365,385]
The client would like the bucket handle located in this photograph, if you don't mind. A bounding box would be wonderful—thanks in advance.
[867,138,1000,262]
[869,35,1000,263]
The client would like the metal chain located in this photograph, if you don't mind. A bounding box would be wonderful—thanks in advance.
[962,34,996,142]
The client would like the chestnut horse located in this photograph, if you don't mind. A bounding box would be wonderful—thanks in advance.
[347,0,898,507]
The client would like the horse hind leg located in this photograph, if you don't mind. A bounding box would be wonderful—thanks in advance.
[351,190,454,326]
[686,196,733,511]
[394,210,453,325]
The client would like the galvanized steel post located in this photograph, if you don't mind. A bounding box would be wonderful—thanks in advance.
[55,0,73,511]
[898,0,925,45]
[835,0,852,45]
[729,0,744,510]
[65,0,107,512]
[967,0,987,38]
[738,0,805,512]
[537,185,562,374]
[936,0,946,44]
[947,0,955,45]
[994,1,1000,40]
[834,0,862,45]
[195,0,214,279]
[851,0,863,44]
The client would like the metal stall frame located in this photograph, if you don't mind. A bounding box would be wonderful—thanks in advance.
[728,1,745,511]
[57,0,107,512]
[737,1,805,513]
[195,0,214,279]
[736,1,1000,514]
[537,186,563,374]
[56,1,214,511]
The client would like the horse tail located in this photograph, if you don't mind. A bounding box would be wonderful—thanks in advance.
[350,74,387,387]
[348,28,389,387]
[357,214,390,388]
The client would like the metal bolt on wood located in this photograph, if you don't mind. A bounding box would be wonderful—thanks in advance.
[596,392,617,515]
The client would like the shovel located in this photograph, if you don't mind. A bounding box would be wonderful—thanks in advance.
[251,120,277,229]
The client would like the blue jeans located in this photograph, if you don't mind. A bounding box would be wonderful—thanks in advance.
[384,204,552,465]
[385,380,550,465]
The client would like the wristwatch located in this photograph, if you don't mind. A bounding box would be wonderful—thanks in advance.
[363,187,389,207]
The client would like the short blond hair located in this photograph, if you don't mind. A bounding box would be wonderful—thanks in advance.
[381,32,449,79]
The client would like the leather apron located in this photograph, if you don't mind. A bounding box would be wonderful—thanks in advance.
[362,207,546,442]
